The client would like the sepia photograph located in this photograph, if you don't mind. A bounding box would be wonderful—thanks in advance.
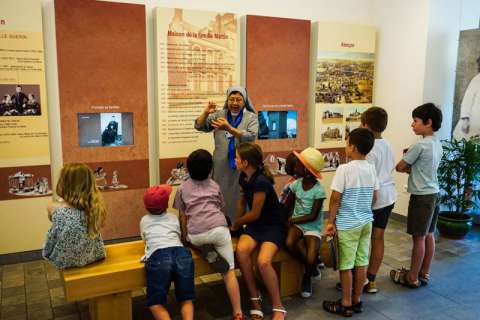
[315,52,374,104]
[0,84,41,116]
[320,124,343,142]
[321,106,344,124]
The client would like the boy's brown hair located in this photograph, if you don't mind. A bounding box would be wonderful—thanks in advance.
[361,106,388,133]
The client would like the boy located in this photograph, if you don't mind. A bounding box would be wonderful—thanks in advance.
[390,103,443,288]
[141,185,195,320]
[323,128,378,317]
[173,149,244,320]
[361,107,397,293]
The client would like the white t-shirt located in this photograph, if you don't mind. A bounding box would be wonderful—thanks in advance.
[366,139,397,210]
[331,160,379,230]
[139,211,183,261]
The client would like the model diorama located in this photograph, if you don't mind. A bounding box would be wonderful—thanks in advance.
[8,171,51,196]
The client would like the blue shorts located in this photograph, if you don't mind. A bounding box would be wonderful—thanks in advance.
[145,246,195,306]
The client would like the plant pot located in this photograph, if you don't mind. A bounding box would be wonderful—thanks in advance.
[437,212,473,239]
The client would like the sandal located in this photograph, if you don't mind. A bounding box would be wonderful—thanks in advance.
[352,301,363,313]
[418,272,430,286]
[323,299,353,317]
[390,268,420,288]
[250,295,263,320]
[272,307,287,319]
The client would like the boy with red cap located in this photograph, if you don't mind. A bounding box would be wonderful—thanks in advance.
[140,184,195,320]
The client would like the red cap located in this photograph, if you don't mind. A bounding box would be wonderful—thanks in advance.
[143,184,172,212]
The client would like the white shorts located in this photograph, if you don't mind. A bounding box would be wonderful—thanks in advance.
[188,226,235,270]
[294,224,322,240]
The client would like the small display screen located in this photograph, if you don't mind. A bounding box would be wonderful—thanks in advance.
[77,112,134,147]
[258,111,297,140]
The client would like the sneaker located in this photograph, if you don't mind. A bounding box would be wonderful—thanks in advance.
[364,280,378,294]
[301,277,312,298]
[312,264,322,280]
[200,244,230,274]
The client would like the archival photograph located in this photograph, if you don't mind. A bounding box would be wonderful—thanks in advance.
[321,106,344,124]
[77,112,134,147]
[315,52,374,104]
[0,84,41,116]
[320,124,343,142]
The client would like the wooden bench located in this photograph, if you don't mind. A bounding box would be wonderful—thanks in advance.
[62,240,303,320]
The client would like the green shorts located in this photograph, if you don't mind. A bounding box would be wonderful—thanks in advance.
[337,223,372,270]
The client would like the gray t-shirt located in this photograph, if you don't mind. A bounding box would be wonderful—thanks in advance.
[403,136,443,195]
[139,212,183,261]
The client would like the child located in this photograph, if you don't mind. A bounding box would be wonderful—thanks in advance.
[323,128,378,317]
[390,103,443,288]
[43,163,107,269]
[232,142,287,320]
[173,149,244,320]
[141,185,195,320]
[361,107,397,293]
[284,147,326,298]
[278,152,299,204]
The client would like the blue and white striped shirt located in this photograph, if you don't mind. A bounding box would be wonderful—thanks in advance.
[331,160,379,230]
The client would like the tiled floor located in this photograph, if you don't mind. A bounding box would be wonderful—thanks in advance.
[1,220,480,319]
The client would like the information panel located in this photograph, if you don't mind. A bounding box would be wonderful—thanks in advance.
[155,7,240,183]
[55,0,149,239]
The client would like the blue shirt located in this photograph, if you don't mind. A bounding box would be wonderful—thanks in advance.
[403,136,443,195]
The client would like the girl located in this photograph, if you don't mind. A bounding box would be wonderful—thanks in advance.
[230,142,287,320]
[284,148,326,299]
[43,163,107,269]
[278,152,299,205]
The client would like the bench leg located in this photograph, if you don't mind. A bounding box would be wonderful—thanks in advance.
[275,258,304,297]
[89,291,132,320]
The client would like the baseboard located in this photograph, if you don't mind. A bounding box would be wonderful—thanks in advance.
[0,236,142,266]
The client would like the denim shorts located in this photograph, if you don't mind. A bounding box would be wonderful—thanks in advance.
[145,246,195,306]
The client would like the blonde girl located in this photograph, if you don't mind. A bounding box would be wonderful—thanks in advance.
[43,163,107,269]
[231,142,287,320]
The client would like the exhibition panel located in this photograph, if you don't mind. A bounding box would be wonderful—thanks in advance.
[55,0,149,239]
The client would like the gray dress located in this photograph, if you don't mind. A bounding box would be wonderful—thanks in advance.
[195,109,258,222]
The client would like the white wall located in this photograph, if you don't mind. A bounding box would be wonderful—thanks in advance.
[371,0,431,216]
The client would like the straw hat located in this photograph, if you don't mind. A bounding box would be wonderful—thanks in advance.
[293,147,324,179]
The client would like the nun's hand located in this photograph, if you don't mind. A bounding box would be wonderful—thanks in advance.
[211,117,231,131]
[203,101,217,115]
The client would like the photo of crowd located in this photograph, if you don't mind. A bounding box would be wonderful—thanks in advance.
[315,52,374,104]
[0,84,41,116]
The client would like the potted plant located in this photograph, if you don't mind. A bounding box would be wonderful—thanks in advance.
[437,135,480,238]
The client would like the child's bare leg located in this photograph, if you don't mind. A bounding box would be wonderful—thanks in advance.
[304,236,320,277]
[285,226,305,263]
[367,227,385,279]
[408,235,425,282]
[179,300,194,320]
[257,242,285,320]
[353,266,367,304]
[222,269,243,316]
[236,235,261,311]
[339,269,353,307]
[149,304,171,320]
[420,232,435,275]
